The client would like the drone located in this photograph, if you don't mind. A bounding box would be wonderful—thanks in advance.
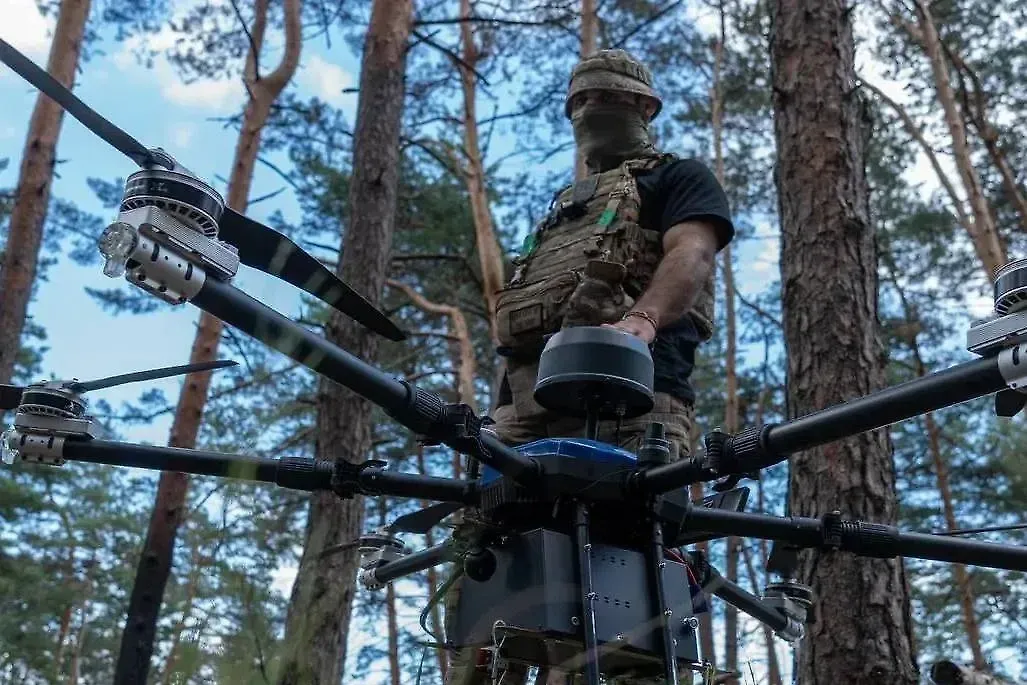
[2,37,1027,685]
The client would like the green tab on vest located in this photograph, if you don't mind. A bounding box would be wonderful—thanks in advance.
[520,232,538,256]
[598,208,616,227]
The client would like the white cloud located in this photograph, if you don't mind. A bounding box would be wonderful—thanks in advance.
[169,122,195,148]
[300,54,356,108]
[162,76,242,111]
[0,0,52,64]
[111,30,244,114]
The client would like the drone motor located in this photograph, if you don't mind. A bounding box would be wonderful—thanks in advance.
[1,381,97,466]
[99,160,241,305]
[967,259,1027,355]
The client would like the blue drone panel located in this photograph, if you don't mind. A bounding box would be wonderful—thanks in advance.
[479,437,638,485]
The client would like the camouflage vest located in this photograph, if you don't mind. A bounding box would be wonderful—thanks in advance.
[494,154,715,356]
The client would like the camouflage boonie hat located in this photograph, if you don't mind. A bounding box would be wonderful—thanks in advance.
[564,49,663,119]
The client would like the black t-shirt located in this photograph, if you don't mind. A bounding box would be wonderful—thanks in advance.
[496,158,734,407]
[635,158,735,404]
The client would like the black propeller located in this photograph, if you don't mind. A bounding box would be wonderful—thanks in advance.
[388,501,465,534]
[0,360,238,410]
[0,38,405,343]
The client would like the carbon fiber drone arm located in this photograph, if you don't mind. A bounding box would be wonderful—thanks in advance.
[189,276,542,485]
[637,346,1021,493]
[677,507,1027,572]
[3,434,478,505]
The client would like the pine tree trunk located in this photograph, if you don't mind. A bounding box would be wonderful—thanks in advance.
[946,52,1027,235]
[0,0,91,384]
[115,2,302,682]
[913,0,1006,277]
[710,4,739,673]
[417,444,449,679]
[770,1,919,683]
[274,2,413,682]
[882,248,988,669]
[740,542,782,685]
[160,544,202,685]
[456,0,506,340]
[925,411,986,669]
[574,0,598,181]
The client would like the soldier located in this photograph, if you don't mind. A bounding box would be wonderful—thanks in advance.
[444,49,735,684]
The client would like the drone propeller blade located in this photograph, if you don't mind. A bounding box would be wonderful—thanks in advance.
[0,385,25,411]
[389,501,464,534]
[0,38,159,169]
[66,360,238,393]
[0,40,404,342]
[995,389,1027,417]
[217,209,406,342]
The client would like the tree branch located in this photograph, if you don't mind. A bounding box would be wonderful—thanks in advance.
[263,0,304,91]
[859,77,971,230]
[410,29,491,87]
[230,0,261,82]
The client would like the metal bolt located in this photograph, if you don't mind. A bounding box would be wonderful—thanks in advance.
[673,638,678,646]
[584,543,592,551]
[616,633,625,641]
[658,560,666,569]
[571,616,580,626]
[587,592,597,600]
[664,608,673,617]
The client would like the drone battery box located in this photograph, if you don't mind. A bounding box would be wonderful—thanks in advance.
[449,527,700,675]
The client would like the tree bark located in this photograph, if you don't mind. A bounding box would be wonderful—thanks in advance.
[574,0,598,181]
[455,0,506,340]
[273,2,413,683]
[912,0,1006,277]
[0,0,92,384]
[115,1,302,682]
[771,1,919,683]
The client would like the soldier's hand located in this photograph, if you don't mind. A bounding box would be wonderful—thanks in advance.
[601,318,656,345]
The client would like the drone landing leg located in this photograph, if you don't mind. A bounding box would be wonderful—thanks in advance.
[573,502,603,685]
[648,518,680,685]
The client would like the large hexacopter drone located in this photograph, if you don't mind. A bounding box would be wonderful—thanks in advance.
[2,38,1027,685]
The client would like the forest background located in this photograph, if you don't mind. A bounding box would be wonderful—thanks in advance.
[1,0,1026,683]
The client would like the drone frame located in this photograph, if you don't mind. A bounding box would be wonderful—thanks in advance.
[2,38,1027,685]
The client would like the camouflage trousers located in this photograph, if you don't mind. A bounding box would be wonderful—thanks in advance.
[443,358,696,685]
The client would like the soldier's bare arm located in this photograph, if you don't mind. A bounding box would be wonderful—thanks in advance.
[606,220,720,342]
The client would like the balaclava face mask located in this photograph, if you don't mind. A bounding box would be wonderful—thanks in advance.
[571,100,655,173]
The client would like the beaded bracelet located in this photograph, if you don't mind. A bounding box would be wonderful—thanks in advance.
[622,310,659,332]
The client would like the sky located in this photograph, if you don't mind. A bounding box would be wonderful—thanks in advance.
[0,0,1013,681]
